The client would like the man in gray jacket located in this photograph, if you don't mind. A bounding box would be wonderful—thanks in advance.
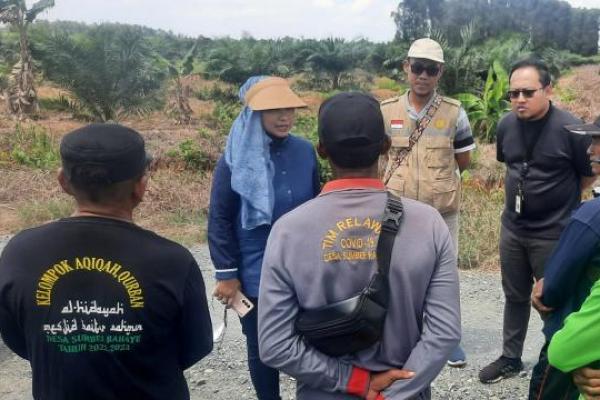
[258,92,461,400]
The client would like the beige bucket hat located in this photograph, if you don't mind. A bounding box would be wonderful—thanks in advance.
[407,38,445,64]
[244,77,307,111]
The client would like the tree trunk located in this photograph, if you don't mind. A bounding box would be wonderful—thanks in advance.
[332,72,341,90]
[6,11,39,119]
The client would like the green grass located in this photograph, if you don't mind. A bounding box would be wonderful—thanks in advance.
[554,85,577,104]
[9,124,60,170]
[375,77,405,92]
[163,210,207,246]
[39,95,72,112]
[168,209,206,226]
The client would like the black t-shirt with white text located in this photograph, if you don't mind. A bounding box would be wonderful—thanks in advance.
[0,216,212,400]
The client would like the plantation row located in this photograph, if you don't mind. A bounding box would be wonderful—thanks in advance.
[0,1,598,138]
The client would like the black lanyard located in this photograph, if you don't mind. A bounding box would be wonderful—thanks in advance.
[515,114,550,213]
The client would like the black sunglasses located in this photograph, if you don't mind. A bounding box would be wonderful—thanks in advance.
[507,87,545,100]
[410,62,440,76]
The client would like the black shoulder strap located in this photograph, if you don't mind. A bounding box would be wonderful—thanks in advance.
[377,193,403,276]
[365,193,403,306]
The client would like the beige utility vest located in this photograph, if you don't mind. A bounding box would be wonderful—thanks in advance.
[381,93,461,215]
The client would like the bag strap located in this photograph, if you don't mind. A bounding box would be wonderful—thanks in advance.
[383,94,443,184]
[365,193,403,306]
[376,193,403,276]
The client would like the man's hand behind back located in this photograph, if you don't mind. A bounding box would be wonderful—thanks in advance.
[574,367,600,399]
[531,278,553,316]
[366,369,415,400]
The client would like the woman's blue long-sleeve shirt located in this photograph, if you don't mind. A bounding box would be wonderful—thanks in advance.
[208,134,320,297]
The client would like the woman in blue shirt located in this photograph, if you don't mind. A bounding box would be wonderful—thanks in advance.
[208,76,320,400]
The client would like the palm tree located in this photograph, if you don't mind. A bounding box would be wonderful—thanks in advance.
[306,38,365,90]
[0,0,54,118]
[163,41,198,124]
[205,39,293,85]
[37,26,166,122]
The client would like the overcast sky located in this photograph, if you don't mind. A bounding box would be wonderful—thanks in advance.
[28,0,600,42]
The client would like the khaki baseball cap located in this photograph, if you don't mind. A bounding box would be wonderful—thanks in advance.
[407,38,444,64]
[244,77,307,111]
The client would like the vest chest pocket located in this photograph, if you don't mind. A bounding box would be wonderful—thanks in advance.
[426,136,454,179]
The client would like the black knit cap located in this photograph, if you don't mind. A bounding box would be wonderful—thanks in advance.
[60,123,150,184]
[318,92,385,168]
[565,115,600,137]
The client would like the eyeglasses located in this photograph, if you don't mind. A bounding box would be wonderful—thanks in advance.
[507,87,545,100]
[409,62,440,77]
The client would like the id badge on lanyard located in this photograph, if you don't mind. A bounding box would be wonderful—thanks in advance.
[516,162,529,215]
[515,114,548,216]
[515,187,523,214]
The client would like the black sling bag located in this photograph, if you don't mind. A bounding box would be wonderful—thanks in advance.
[295,194,403,357]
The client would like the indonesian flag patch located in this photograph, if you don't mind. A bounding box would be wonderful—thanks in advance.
[390,119,404,129]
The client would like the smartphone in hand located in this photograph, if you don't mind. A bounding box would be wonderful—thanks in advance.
[230,291,254,317]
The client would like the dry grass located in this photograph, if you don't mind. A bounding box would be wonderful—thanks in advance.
[553,64,600,121]
[457,142,506,270]
[458,183,504,270]
[0,166,213,244]
[0,169,63,203]
[468,143,505,190]
[141,167,212,216]
[135,167,213,245]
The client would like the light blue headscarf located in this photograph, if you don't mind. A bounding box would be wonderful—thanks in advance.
[224,76,275,230]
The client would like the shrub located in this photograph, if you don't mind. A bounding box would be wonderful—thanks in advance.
[455,60,511,143]
[38,94,92,121]
[554,86,577,104]
[198,127,227,159]
[374,77,404,92]
[10,124,60,169]
[293,113,332,185]
[175,139,212,171]
[195,83,238,103]
[204,101,241,137]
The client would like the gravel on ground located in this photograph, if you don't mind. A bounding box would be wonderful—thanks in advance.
[0,240,544,399]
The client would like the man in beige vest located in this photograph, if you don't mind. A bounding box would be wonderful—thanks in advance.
[381,38,474,367]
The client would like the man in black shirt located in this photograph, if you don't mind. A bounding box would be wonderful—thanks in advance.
[0,124,213,400]
[479,59,595,385]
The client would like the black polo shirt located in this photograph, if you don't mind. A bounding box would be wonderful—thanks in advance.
[497,105,593,239]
